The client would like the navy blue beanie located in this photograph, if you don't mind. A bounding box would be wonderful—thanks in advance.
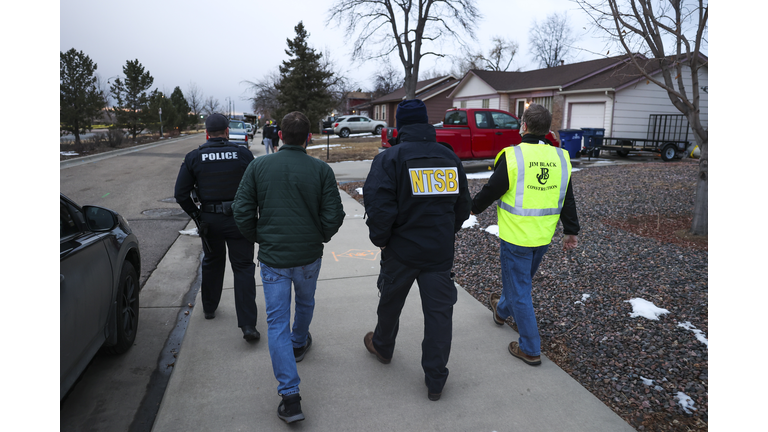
[396,99,428,130]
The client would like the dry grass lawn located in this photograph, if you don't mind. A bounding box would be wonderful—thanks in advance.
[306,135,381,163]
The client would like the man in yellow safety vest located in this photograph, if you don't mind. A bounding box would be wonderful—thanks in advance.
[471,103,580,366]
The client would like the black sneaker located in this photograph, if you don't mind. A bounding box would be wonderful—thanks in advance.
[294,333,312,363]
[277,393,305,423]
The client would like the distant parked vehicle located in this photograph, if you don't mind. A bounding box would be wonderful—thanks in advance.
[226,120,249,148]
[244,123,254,139]
[60,193,141,400]
[333,115,387,138]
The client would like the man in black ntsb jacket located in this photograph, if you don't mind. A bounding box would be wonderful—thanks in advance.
[174,113,260,342]
[362,99,472,401]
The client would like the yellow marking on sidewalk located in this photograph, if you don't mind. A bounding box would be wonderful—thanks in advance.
[333,249,381,261]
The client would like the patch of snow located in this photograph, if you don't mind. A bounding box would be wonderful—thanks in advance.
[677,321,709,347]
[640,376,654,386]
[675,392,697,414]
[624,298,670,320]
[484,225,500,236]
[179,227,199,236]
[572,168,582,172]
[60,151,79,156]
[581,294,590,302]
[466,171,493,179]
[462,215,478,229]
[306,143,340,150]
[355,187,363,195]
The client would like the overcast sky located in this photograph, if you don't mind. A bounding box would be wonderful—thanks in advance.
[59,0,618,116]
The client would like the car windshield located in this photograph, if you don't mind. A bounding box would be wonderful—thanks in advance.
[229,121,245,129]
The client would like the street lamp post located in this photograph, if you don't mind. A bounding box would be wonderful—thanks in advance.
[159,107,163,138]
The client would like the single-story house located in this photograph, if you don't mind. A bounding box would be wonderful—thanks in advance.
[342,92,373,116]
[370,75,460,127]
[447,54,708,140]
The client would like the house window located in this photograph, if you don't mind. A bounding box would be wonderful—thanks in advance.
[382,105,386,120]
[374,105,380,120]
[460,100,467,108]
[517,100,526,118]
[482,99,490,109]
[532,97,553,112]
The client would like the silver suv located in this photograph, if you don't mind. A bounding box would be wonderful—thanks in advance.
[332,115,387,138]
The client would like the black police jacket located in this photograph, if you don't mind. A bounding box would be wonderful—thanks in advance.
[364,123,472,271]
[174,138,254,217]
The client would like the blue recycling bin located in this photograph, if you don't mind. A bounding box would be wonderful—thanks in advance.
[580,128,605,157]
[558,129,583,159]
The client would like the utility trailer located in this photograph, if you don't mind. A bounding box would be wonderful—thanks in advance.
[591,114,691,162]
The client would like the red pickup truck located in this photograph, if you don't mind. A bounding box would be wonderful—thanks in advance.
[381,108,559,160]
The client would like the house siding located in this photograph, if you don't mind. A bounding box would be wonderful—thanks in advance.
[611,66,708,139]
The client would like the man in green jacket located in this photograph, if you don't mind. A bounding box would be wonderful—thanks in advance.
[232,111,345,424]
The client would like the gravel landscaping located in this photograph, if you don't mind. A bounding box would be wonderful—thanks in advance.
[340,159,707,431]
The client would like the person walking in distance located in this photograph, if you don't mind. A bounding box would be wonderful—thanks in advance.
[471,103,580,366]
[232,111,345,423]
[362,99,472,401]
[174,113,260,342]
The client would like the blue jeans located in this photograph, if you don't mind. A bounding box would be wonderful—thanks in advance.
[260,258,322,396]
[496,240,550,357]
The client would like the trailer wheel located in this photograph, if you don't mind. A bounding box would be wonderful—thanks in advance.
[616,140,631,157]
[661,143,677,161]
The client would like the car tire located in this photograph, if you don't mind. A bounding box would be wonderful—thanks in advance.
[339,128,350,138]
[374,126,383,135]
[104,261,139,355]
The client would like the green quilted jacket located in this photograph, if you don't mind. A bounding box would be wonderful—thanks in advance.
[232,145,345,268]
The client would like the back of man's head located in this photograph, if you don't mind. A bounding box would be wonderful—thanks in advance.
[521,104,552,136]
[280,111,311,146]
[206,113,229,138]
[396,99,429,131]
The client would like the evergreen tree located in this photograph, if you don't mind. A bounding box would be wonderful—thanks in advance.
[60,48,105,146]
[170,86,192,131]
[110,59,154,140]
[275,22,336,133]
[144,90,176,137]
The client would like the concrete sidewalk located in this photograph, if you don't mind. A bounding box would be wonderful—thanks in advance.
[151,188,634,431]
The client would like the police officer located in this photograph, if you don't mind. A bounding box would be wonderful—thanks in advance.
[362,99,472,401]
[472,103,579,366]
[174,113,260,341]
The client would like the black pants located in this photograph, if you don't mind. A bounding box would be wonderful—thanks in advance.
[372,249,457,394]
[200,212,257,328]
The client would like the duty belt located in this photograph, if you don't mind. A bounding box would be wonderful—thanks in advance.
[201,203,226,213]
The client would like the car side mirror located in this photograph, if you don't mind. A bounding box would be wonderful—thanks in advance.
[82,206,118,231]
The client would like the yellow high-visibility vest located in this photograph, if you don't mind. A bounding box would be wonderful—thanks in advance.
[495,143,572,247]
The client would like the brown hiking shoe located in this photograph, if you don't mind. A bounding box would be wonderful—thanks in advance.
[508,342,541,366]
[364,332,391,364]
[489,293,505,326]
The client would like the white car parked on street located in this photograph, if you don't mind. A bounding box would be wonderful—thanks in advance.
[332,115,387,138]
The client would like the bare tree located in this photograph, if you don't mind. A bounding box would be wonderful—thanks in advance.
[529,13,577,68]
[186,82,204,124]
[327,0,481,100]
[451,36,520,76]
[243,70,281,121]
[371,63,403,98]
[575,0,708,235]
[203,96,221,116]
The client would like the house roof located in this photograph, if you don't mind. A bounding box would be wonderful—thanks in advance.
[346,91,373,100]
[451,52,709,97]
[371,75,458,104]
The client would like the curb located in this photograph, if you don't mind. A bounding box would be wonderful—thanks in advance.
[60,133,202,169]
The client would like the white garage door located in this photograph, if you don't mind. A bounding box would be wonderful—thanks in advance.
[569,103,605,129]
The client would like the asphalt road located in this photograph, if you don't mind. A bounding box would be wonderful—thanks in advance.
[59,131,266,431]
